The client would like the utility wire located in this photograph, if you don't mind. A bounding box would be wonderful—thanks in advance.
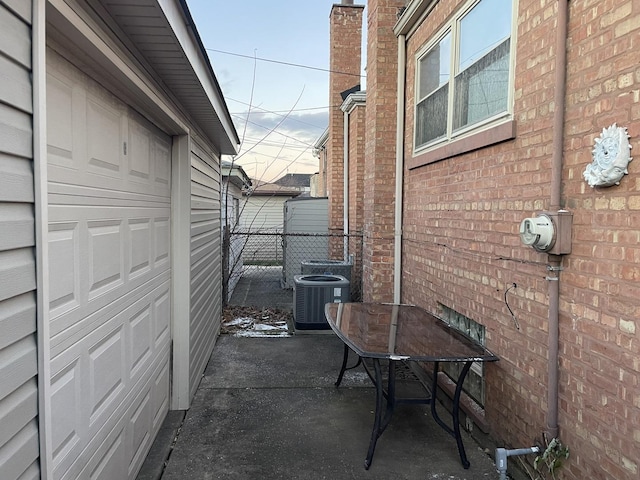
[231,113,317,148]
[230,101,327,131]
[504,283,519,330]
[206,48,364,78]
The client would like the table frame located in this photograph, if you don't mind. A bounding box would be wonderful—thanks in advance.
[326,302,499,470]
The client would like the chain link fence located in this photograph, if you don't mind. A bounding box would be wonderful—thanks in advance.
[223,230,363,308]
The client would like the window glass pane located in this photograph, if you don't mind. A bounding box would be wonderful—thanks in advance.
[414,0,513,149]
[415,83,448,147]
[458,0,512,71]
[453,39,510,130]
[416,33,451,147]
[454,0,512,131]
[439,305,486,405]
[419,33,451,99]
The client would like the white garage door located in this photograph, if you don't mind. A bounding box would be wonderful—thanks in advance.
[46,50,171,480]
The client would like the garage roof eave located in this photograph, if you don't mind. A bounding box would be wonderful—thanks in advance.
[101,0,240,153]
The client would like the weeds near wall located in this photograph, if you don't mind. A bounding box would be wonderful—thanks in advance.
[519,437,569,480]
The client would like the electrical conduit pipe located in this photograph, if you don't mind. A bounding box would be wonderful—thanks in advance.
[546,0,570,440]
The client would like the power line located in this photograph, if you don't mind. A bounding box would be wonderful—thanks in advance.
[228,98,327,131]
[206,48,364,78]
[227,97,331,115]
[231,114,318,147]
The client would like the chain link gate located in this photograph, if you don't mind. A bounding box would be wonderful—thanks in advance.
[223,230,363,308]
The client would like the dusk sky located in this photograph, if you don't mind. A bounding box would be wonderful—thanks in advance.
[186,1,367,183]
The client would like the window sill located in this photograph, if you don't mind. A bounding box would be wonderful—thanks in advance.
[408,120,516,170]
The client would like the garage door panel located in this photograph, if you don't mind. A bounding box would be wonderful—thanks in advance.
[47,52,171,200]
[50,278,170,383]
[48,206,170,341]
[153,216,170,266]
[153,287,170,349]
[129,304,152,379]
[86,96,124,177]
[50,359,82,475]
[46,73,74,170]
[48,47,171,480]
[48,222,80,318]
[153,137,171,187]
[127,390,152,477]
[68,347,170,480]
[127,108,171,198]
[129,218,151,278]
[49,273,170,361]
[88,427,126,480]
[88,325,126,427]
[151,358,169,429]
[87,219,125,300]
[51,286,170,480]
[128,120,151,181]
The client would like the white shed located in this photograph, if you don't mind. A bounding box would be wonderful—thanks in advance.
[282,197,329,288]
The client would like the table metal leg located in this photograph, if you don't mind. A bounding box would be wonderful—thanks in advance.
[429,360,473,469]
[335,343,362,387]
[452,361,473,469]
[364,359,396,469]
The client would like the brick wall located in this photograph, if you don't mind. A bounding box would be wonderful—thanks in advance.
[560,1,639,478]
[328,2,364,260]
[348,101,366,295]
[362,0,405,302]
[316,146,327,197]
[348,103,366,238]
[399,0,640,479]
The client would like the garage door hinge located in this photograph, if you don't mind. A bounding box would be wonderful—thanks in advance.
[123,142,127,155]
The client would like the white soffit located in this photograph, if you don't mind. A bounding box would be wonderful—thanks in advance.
[94,0,240,154]
[105,0,240,155]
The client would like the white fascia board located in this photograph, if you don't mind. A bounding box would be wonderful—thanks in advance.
[158,0,240,152]
[394,0,438,37]
[313,128,329,150]
[341,92,367,114]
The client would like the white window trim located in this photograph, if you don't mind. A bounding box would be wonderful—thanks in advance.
[413,0,518,157]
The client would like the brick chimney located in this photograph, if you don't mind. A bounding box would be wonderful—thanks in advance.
[327,1,364,257]
[362,0,405,302]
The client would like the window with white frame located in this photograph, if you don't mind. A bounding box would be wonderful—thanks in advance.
[439,304,486,406]
[415,0,514,151]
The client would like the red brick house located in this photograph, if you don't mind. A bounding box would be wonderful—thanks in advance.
[325,0,639,479]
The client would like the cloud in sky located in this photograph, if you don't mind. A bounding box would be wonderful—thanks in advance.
[185,0,366,182]
[232,108,328,183]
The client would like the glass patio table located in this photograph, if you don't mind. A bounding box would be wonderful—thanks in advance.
[324,302,499,470]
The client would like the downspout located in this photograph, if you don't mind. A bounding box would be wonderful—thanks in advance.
[343,110,349,260]
[393,34,406,304]
[546,0,569,440]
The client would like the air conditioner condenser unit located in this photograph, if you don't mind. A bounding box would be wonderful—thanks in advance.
[293,274,350,330]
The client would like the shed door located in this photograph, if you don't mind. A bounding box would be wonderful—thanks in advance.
[46,51,171,480]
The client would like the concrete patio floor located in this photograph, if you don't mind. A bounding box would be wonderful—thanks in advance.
[138,333,501,480]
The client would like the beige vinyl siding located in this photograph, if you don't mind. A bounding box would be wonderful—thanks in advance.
[0,2,40,480]
[189,139,222,399]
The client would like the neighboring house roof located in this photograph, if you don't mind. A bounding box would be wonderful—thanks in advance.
[222,161,252,189]
[272,173,312,188]
[340,84,361,100]
[247,181,302,197]
[313,127,329,154]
